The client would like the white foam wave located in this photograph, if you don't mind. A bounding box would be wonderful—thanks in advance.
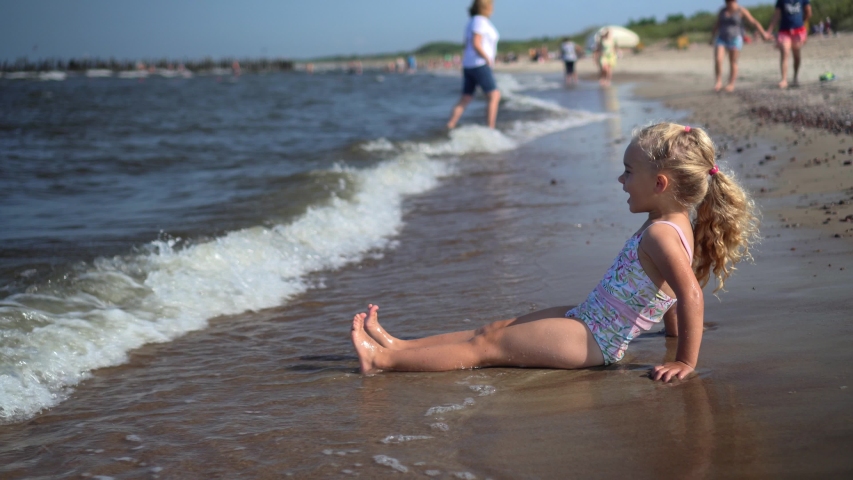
[496,73,562,93]
[425,397,475,416]
[380,434,433,444]
[0,71,608,423]
[401,125,518,156]
[0,153,452,423]
[504,93,569,113]
[373,455,408,473]
[468,385,496,396]
[359,137,396,152]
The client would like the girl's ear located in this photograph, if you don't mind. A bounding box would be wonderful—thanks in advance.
[654,173,670,194]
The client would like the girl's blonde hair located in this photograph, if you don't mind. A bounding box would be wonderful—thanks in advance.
[469,0,493,17]
[634,122,759,292]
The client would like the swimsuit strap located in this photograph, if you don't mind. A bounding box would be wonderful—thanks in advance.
[642,221,693,261]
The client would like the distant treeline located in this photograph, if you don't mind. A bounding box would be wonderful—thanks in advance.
[325,0,852,62]
[0,56,293,73]
[627,0,851,42]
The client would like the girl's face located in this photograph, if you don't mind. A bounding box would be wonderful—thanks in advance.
[618,141,659,213]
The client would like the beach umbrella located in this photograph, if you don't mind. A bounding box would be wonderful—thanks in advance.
[585,26,641,51]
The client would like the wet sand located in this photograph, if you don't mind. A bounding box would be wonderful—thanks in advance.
[496,36,853,476]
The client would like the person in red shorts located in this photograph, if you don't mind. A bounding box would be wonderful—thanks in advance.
[767,0,812,89]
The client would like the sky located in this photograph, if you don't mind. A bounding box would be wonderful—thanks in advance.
[0,0,771,62]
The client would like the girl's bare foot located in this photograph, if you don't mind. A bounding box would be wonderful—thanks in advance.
[363,304,403,349]
[779,79,788,89]
[723,83,735,92]
[351,312,383,374]
[713,80,723,92]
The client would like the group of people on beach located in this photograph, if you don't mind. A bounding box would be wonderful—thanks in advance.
[713,0,813,91]
[448,0,815,132]
[350,0,760,382]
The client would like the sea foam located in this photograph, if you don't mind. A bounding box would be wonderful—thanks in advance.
[0,152,449,423]
[0,73,607,424]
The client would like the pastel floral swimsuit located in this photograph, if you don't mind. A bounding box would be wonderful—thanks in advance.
[566,221,693,364]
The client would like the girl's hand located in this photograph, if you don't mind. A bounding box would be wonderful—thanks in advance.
[651,361,694,382]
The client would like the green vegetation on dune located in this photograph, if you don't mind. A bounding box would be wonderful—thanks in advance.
[628,0,851,41]
[308,0,852,63]
[809,0,853,30]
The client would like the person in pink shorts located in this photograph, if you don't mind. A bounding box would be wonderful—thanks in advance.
[767,0,812,89]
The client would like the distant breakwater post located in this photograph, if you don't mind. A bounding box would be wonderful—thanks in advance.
[0,57,294,75]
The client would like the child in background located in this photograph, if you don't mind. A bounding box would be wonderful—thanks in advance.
[350,123,759,382]
[560,37,579,85]
[710,0,772,92]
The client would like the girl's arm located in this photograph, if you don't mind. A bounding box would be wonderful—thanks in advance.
[471,33,492,66]
[663,308,678,337]
[709,14,720,44]
[741,7,772,40]
[641,225,705,382]
[766,7,781,33]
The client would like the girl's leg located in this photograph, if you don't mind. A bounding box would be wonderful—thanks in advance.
[352,311,604,374]
[602,64,613,86]
[446,95,473,129]
[363,305,573,350]
[724,48,739,92]
[484,89,501,129]
[363,304,474,349]
[713,45,725,91]
[778,40,791,89]
[791,41,803,85]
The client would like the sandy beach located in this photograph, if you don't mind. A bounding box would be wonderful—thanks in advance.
[499,34,853,238]
[2,33,852,478]
[489,34,853,477]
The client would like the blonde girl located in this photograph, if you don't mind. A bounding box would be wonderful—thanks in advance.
[350,123,759,382]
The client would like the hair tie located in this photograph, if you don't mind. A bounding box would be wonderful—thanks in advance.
[684,126,692,133]
[709,165,719,176]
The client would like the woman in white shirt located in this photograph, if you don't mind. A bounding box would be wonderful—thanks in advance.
[446,0,501,129]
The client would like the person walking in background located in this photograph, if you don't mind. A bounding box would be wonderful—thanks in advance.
[766,0,812,89]
[595,29,617,87]
[560,37,579,85]
[710,0,771,92]
[446,0,501,129]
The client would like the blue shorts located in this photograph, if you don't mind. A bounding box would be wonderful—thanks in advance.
[715,36,743,50]
[462,65,497,95]
[564,60,575,74]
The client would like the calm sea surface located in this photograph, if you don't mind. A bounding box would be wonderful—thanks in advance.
[0,69,682,477]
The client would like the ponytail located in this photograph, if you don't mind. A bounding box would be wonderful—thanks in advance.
[693,169,760,291]
[635,122,760,292]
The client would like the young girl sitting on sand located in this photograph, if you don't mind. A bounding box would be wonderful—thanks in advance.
[350,123,759,382]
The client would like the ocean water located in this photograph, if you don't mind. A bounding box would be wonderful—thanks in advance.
[0,69,682,477]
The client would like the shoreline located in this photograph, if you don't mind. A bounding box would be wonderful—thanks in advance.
[493,40,853,476]
[498,34,853,243]
[1,47,851,477]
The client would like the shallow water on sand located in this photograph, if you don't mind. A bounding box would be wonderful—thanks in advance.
[0,77,703,477]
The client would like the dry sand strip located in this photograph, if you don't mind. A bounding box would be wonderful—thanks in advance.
[498,34,853,240]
